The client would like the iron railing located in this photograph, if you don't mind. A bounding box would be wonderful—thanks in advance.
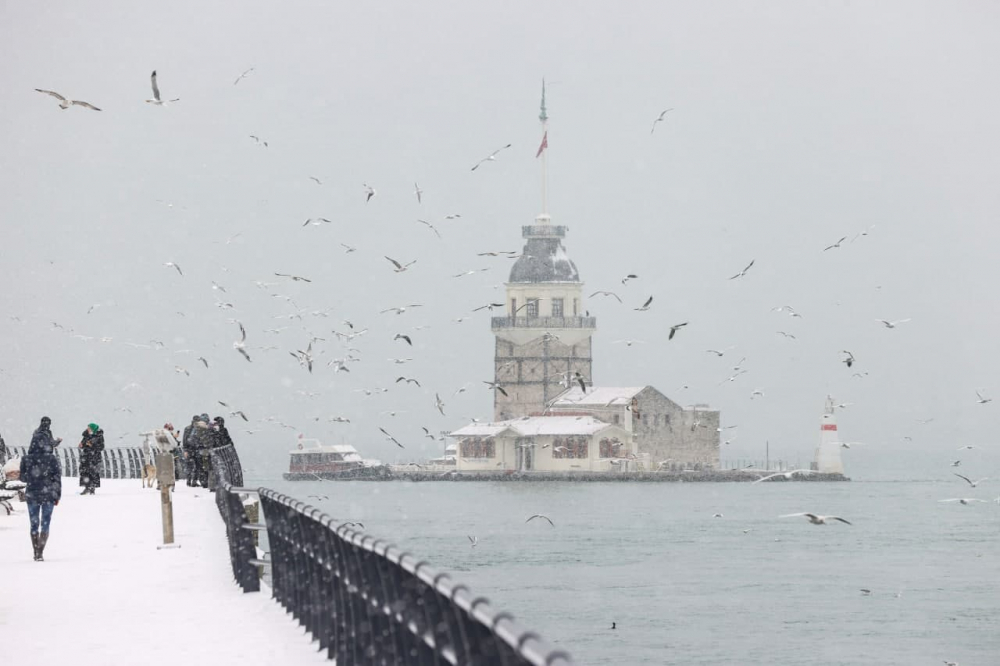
[208,448,574,665]
[491,316,596,331]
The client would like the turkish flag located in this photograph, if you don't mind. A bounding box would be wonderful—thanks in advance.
[535,131,548,158]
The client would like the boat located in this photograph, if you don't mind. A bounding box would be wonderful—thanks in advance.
[282,437,390,480]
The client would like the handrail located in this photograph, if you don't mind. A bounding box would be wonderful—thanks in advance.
[208,444,575,664]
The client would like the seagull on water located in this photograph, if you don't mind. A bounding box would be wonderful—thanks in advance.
[471,144,512,171]
[145,71,179,106]
[34,89,101,111]
[525,514,554,526]
[780,512,852,525]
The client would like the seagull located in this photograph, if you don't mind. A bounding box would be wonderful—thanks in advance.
[951,460,961,467]
[975,390,992,404]
[197,356,209,368]
[842,351,855,368]
[634,296,653,312]
[274,273,312,282]
[435,393,446,416]
[302,217,332,227]
[378,427,404,448]
[307,494,329,501]
[956,445,975,451]
[939,498,986,505]
[823,236,848,251]
[417,219,441,238]
[574,372,588,393]
[290,341,314,373]
[729,260,755,280]
[308,176,322,185]
[395,376,421,387]
[381,302,422,316]
[954,474,988,488]
[414,182,423,203]
[445,213,462,220]
[233,67,254,85]
[777,331,797,339]
[249,135,268,147]
[706,349,732,357]
[780,512,852,525]
[483,380,508,397]
[472,303,505,312]
[612,339,646,347]
[340,243,356,254]
[859,589,873,596]
[394,333,412,346]
[145,71,179,105]
[163,262,183,276]
[750,389,765,400]
[589,290,622,303]
[34,89,101,111]
[174,365,190,377]
[877,318,911,329]
[525,514,554,526]
[233,322,251,362]
[668,322,688,340]
[621,274,638,285]
[471,143,512,171]
[363,183,376,202]
[329,416,351,423]
[385,256,416,273]
[752,469,814,484]
[452,268,490,278]
[650,108,673,134]
[468,535,478,547]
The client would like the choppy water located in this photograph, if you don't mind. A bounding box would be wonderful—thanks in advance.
[252,477,999,665]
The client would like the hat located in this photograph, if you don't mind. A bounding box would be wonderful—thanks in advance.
[191,415,200,422]
[88,423,99,432]
[213,416,225,425]
[200,413,210,422]
[40,416,51,427]
[164,423,174,430]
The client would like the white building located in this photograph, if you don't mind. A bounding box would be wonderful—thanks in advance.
[450,415,634,473]
[813,396,845,474]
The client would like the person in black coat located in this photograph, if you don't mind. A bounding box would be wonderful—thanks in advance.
[21,417,63,561]
[79,423,105,495]
[181,415,199,487]
[212,417,234,449]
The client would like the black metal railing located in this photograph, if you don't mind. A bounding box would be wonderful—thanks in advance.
[491,316,596,330]
[207,448,574,664]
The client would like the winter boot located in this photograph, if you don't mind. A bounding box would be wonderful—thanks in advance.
[31,533,40,561]
[37,532,49,561]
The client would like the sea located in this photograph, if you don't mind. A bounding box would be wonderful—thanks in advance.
[250,476,999,665]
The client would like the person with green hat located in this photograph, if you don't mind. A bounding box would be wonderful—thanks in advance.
[79,423,105,495]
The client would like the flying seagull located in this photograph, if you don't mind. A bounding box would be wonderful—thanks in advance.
[729,260,755,280]
[381,304,422,315]
[668,322,688,340]
[435,393,446,416]
[842,351,855,368]
[197,356,209,368]
[414,182,423,203]
[233,322,251,362]
[471,143,513,171]
[877,318,911,329]
[393,333,412,346]
[780,512,852,525]
[163,262,183,276]
[634,296,653,312]
[363,183,376,202]
[468,535,478,547]
[378,427,404,448]
[385,256,416,273]
[417,219,441,238]
[302,217,332,227]
[308,176,322,185]
[395,376,421,387]
[249,135,268,147]
[34,89,101,111]
[525,514,555,526]
[778,331,797,339]
[274,273,312,282]
[823,236,848,251]
[233,67,254,85]
[939,498,986,505]
[954,473,988,488]
[145,70,179,105]
[650,108,673,134]
[589,290,622,303]
[621,274,638,285]
[483,380,508,397]
[975,390,992,404]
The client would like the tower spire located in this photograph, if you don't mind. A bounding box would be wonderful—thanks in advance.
[538,78,549,216]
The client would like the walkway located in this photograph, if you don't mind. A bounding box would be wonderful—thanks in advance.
[0,480,328,666]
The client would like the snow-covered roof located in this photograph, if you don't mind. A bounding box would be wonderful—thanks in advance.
[290,440,361,455]
[450,416,621,438]
[551,386,646,407]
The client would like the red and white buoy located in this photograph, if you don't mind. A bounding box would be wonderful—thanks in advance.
[814,396,845,474]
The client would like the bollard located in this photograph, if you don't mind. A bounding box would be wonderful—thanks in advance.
[155,451,179,549]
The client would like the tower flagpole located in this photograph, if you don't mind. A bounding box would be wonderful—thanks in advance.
[539,78,549,216]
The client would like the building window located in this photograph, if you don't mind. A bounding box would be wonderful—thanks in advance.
[573,299,578,315]
[511,298,516,316]
[653,414,659,427]
[552,436,589,459]
[551,298,564,317]
[613,414,620,425]
[599,438,623,458]
[526,299,539,317]
[460,438,495,458]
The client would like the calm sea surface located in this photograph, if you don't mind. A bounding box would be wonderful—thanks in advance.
[251,476,999,665]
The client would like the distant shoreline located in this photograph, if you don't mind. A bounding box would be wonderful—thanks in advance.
[283,469,850,483]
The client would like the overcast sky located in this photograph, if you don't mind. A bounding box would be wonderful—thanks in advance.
[2,1,998,479]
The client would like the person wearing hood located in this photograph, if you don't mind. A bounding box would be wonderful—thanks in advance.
[21,417,63,561]
[78,423,105,495]
[181,415,200,487]
[193,414,213,489]
[212,416,234,449]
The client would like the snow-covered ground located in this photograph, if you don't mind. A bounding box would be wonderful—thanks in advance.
[0,480,328,666]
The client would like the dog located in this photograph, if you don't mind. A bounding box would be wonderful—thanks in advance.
[142,462,157,488]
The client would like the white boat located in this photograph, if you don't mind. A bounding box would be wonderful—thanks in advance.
[283,438,387,480]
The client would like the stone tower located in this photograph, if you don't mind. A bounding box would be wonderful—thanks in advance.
[491,215,597,420]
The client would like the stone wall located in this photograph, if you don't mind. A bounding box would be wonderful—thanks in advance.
[494,336,593,421]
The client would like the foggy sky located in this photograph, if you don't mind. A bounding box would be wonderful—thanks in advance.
[2,1,999,480]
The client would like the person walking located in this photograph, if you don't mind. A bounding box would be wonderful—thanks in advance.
[21,417,63,561]
[79,423,105,495]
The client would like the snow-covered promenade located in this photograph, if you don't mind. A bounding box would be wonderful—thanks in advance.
[0,480,328,666]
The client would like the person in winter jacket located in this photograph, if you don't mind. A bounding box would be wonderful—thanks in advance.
[212,417,234,449]
[181,415,200,487]
[193,415,213,488]
[79,423,105,495]
[21,417,63,561]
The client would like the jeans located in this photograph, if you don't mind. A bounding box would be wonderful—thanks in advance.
[27,501,54,535]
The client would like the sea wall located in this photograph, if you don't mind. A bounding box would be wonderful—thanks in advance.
[289,469,849,483]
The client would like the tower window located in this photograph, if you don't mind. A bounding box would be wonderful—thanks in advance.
[573,299,579,316]
[511,298,516,316]
[526,299,539,317]
[551,298,564,317]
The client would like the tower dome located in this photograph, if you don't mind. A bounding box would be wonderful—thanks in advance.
[508,215,580,283]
